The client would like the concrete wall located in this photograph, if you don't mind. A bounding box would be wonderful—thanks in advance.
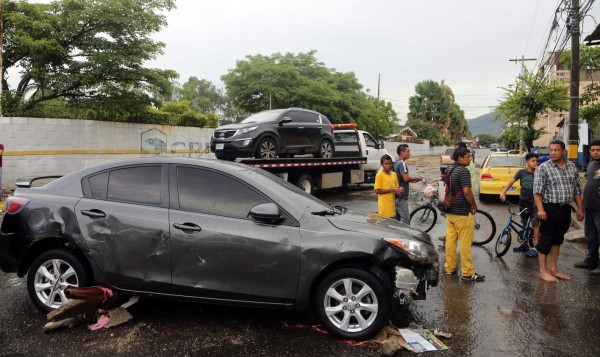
[0,117,215,189]
[0,117,449,190]
[382,140,450,158]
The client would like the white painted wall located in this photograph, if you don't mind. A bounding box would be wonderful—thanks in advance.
[0,117,449,190]
[0,117,215,189]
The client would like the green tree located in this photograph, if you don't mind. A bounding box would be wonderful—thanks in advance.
[477,133,498,147]
[408,79,469,144]
[498,125,540,150]
[406,118,452,146]
[2,0,177,120]
[408,80,451,130]
[561,46,600,131]
[221,51,397,136]
[496,69,568,150]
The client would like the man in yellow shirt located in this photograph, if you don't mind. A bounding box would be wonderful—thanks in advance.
[374,154,404,218]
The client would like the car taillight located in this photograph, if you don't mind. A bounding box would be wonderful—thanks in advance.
[480,173,494,181]
[5,197,30,215]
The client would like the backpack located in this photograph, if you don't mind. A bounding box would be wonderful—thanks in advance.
[437,165,464,213]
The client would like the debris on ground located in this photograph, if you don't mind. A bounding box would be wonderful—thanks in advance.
[43,286,138,332]
[374,323,449,354]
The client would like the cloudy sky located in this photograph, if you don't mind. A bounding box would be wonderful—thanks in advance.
[28,0,600,121]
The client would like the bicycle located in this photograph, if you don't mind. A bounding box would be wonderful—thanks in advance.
[495,201,577,257]
[495,201,534,257]
[409,182,496,246]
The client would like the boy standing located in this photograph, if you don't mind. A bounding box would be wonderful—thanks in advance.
[499,153,540,257]
[375,154,404,218]
[394,144,423,224]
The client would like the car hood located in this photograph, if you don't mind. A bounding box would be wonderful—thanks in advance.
[327,209,433,245]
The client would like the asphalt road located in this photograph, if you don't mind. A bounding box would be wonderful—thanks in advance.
[1,150,599,356]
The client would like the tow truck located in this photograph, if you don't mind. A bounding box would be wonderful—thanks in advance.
[238,124,390,193]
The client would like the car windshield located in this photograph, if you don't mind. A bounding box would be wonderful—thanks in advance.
[233,163,334,212]
[486,156,525,167]
[534,148,549,155]
[240,110,286,124]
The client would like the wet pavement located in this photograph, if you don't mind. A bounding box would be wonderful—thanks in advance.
[1,150,600,356]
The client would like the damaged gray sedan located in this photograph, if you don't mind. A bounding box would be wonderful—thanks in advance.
[0,158,438,340]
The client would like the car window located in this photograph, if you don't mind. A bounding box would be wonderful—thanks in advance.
[240,109,286,124]
[334,132,359,144]
[485,156,525,167]
[107,166,162,205]
[535,148,549,155]
[364,133,377,148]
[176,166,270,219]
[88,172,108,199]
[289,111,319,123]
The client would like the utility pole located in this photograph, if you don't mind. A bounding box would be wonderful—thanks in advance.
[568,0,581,163]
[508,56,536,153]
[376,73,380,139]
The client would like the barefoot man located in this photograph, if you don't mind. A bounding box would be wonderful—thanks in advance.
[533,140,584,282]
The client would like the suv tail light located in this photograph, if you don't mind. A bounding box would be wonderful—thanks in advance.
[480,173,494,181]
[5,197,30,215]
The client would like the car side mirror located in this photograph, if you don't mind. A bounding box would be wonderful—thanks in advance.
[279,117,292,126]
[377,141,385,150]
[249,203,283,224]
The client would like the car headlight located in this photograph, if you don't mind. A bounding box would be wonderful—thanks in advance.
[235,126,258,136]
[384,238,437,262]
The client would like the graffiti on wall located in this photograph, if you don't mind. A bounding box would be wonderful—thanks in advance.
[141,128,211,157]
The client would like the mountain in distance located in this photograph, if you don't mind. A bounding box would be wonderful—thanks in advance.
[467,112,505,137]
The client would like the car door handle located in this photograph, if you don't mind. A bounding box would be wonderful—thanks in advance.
[173,223,202,232]
[81,209,106,218]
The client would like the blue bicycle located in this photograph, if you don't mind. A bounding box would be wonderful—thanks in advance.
[495,202,533,257]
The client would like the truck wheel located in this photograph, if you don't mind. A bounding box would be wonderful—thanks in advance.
[317,139,334,158]
[254,138,278,159]
[296,174,314,194]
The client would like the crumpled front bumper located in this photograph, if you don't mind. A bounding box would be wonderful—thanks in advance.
[394,264,439,301]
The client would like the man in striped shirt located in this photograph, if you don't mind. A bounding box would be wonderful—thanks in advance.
[444,147,484,282]
[533,140,584,283]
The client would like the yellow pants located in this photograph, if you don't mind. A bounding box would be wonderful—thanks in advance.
[444,213,475,277]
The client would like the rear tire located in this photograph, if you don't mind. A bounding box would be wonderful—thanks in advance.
[495,229,512,257]
[317,139,334,158]
[409,206,437,233]
[27,249,90,312]
[296,174,314,195]
[472,210,496,246]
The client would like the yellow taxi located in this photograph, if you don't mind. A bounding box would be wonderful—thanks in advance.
[478,153,525,200]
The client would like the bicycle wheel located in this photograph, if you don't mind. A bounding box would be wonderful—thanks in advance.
[409,205,437,233]
[472,210,496,246]
[495,229,512,257]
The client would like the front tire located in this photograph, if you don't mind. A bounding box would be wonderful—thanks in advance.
[317,139,334,158]
[472,210,496,246]
[409,206,437,233]
[27,249,90,312]
[315,268,389,340]
[495,229,512,257]
[254,137,279,159]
